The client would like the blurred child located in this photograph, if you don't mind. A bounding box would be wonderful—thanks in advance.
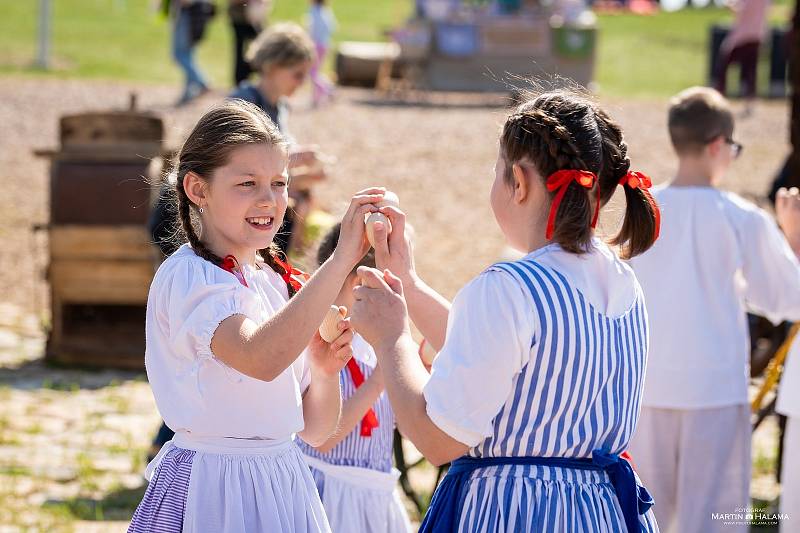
[162,0,215,105]
[229,22,328,254]
[128,99,387,532]
[628,87,800,533]
[296,223,411,533]
[350,91,661,532]
[307,0,336,106]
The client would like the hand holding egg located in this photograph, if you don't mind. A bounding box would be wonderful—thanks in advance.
[366,190,400,248]
[319,305,348,343]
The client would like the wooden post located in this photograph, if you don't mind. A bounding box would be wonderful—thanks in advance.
[36,0,51,70]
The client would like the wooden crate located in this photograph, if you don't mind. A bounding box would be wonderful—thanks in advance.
[46,225,157,369]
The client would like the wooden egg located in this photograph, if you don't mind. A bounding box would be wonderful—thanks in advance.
[319,305,346,343]
[379,190,400,208]
[366,212,391,248]
[365,191,399,247]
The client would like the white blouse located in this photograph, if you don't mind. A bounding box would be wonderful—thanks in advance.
[145,244,311,440]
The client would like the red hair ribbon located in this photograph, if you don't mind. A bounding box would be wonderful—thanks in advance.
[345,358,380,437]
[221,255,249,288]
[545,169,600,240]
[272,255,310,293]
[619,171,661,241]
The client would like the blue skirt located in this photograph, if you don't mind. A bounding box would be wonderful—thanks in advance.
[420,452,659,533]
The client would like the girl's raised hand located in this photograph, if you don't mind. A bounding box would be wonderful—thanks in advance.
[307,317,354,377]
[371,206,417,286]
[333,188,386,269]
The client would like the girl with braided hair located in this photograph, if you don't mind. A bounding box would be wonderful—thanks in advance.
[129,99,388,533]
[348,91,661,532]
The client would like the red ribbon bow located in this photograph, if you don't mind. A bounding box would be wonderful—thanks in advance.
[545,169,600,240]
[345,358,380,437]
[619,171,661,241]
[272,255,309,293]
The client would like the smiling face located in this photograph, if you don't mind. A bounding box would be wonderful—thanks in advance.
[186,142,289,263]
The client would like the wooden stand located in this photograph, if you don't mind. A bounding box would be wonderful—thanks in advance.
[46,225,157,369]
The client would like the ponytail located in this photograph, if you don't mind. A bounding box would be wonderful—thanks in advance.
[613,172,661,259]
[593,107,660,259]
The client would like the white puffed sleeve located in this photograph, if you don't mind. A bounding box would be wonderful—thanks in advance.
[423,268,536,447]
[733,198,800,323]
[160,257,262,364]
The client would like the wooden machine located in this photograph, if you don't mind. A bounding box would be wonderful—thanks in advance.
[35,99,163,369]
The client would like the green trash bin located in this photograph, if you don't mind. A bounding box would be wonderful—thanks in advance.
[552,24,596,60]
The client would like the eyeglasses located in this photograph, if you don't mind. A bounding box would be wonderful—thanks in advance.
[705,134,743,159]
[724,137,743,158]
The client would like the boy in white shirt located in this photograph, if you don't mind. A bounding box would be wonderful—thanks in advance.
[628,86,800,533]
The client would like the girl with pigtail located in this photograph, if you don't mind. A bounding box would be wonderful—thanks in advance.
[129,99,388,533]
[349,91,662,532]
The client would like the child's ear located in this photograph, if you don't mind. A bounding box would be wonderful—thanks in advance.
[511,163,530,204]
[184,171,209,208]
[706,136,724,158]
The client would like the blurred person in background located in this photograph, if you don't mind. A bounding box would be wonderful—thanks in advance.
[715,0,770,114]
[161,0,216,105]
[228,0,269,86]
[307,0,337,107]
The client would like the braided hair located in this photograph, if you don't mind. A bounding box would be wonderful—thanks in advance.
[500,91,658,258]
[501,93,602,254]
[173,99,299,297]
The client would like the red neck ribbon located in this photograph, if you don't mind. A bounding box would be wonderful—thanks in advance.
[345,358,380,437]
[619,171,661,241]
[220,255,249,288]
[271,255,309,293]
[545,169,599,240]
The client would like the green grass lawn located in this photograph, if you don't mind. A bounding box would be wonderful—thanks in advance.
[0,0,792,98]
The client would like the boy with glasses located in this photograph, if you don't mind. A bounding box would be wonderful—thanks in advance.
[627,86,800,533]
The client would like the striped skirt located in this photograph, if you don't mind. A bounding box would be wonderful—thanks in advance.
[450,464,660,532]
[128,435,330,533]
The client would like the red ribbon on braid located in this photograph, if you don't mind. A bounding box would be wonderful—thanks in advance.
[618,171,661,241]
[545,169,600,240]
[272,255,310,293]
[345,358,380,437]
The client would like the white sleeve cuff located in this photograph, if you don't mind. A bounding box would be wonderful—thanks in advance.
[425,394,483,448]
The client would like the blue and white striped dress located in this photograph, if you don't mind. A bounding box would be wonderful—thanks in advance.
[423,241,660,532]
[298,337,395,475]
[297,335,411,533]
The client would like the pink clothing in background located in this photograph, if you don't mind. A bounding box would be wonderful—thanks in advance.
[723,0,770,51]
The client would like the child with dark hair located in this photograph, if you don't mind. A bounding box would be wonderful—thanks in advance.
[349,90,661,532]
[295,222,411,533]
[628,86,800,533]
[129,99,388,532]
